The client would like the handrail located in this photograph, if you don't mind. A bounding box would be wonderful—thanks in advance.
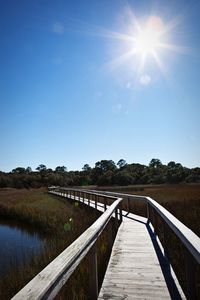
[83,188,200,299]
[59,187,118,200]
[12,190,122,300]
[146,196,200,263]
[80,188,148,201]
[85,189,200,263]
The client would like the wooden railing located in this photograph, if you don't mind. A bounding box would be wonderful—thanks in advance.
[12,189,122,300]
[84,189,200,300]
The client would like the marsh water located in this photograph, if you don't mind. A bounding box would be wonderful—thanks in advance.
[0,219,44,277]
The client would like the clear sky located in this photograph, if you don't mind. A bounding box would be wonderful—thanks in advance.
[0,0,200,172]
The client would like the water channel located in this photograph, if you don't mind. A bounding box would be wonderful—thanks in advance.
[0,219,44,277]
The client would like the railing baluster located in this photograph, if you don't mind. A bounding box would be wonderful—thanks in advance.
[147,201,150,223]
[185,249,196,300]
[115,207,119,230]
[128,197,130,213]
[95,194,97,209]
[154,209,158,235]
[163,221,170,259]
[108,221,114,250]
[119,201,123,223]
[89,243,98,300]
[104,197,107,211]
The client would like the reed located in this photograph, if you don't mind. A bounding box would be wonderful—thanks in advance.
[0,188,110,300]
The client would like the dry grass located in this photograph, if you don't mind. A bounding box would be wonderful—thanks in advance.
[0,188,112,300]
[100,184,200,236]
[0,185,199,299]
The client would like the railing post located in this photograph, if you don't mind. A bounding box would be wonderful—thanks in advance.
[91,194,93,205]
[83,192,85,203]
[79,190,81,201]
[185,249,196,300]
[128,197,130,213]
[104,197,107,211]
[88,193,90,206]
[88,243,98,300]
[163,222,170,259]
[115,207,119,230]
[154,210,157,235]
[95,195,97,209]
[147,201,150,223]
[119,201,123,223]
[152,206,155,226]
[108,221,114,250]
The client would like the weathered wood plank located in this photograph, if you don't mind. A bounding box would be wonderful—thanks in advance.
[50,189,186,300]
[98,219,174,300]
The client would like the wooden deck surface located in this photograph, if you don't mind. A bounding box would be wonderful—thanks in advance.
[98,219,175,300]
[50,191,185,299]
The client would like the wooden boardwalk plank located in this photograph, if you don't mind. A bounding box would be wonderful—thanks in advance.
[50,191,185,299]
[98,219,171,300]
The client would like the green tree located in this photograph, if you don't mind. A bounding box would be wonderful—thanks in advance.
[36,164,47,172]
[12,167,26,174]
[117,159,127,169]
[166,161,184,183]
[55,166,67,173]
[26,167,32,173]
[82,164,91,172]
[113,171,133,185]
[95,160,117,173]
[149,159,162,168]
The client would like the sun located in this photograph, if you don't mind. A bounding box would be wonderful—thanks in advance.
[92,12,189,75]
[133,16,164,61]
[135,28,160,56]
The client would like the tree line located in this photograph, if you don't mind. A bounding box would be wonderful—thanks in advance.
[0,159,199,189]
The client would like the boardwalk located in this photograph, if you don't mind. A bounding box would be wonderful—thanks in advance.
[52,190,185,299]
[12,188,200,300]
[98,219,171,299]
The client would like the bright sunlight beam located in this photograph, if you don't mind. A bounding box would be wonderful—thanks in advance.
[132,16,166,70]
[102,13,190,75]
[134,17,163,57]
[75,9,191,77]
[135,29,160,55]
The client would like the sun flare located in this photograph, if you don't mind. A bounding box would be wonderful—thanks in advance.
[135,28,160,56]
[102,13,188,75]
[133,16,165,64]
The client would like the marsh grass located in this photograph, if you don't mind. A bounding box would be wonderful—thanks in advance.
[0,188,112,300]
[0,185,199,299]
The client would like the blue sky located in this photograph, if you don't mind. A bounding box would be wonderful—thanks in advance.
[0,0,200,172]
